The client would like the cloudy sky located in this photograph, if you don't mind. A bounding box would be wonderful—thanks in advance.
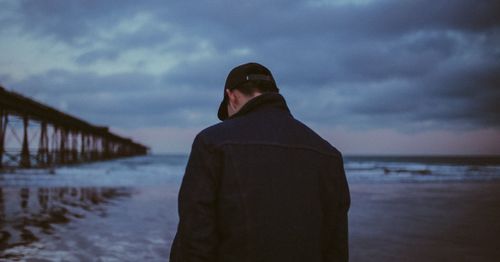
[0,0,499,155]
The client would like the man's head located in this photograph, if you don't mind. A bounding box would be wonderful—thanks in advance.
[217,62,279,120]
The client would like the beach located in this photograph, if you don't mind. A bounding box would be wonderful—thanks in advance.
[1,155,500,261]
[349,182,500,261]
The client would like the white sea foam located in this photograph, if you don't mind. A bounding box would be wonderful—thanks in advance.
[344,156,500,182]
[0,155,187,187]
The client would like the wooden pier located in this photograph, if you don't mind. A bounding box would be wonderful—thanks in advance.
[0,85,148,169]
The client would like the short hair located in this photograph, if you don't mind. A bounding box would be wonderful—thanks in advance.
[236,80,278,96]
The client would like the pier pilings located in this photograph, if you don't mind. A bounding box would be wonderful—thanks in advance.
[0,85,149,169]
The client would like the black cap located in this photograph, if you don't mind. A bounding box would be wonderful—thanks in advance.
[217,62,279,120]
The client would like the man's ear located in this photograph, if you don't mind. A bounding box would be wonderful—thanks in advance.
[226,89,239,107]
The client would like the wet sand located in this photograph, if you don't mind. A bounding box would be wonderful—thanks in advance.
[349,182,500,262]
[0,185,179,261]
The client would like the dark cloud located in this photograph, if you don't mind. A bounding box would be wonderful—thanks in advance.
[3,69,219,128]
[76,49,120,65]
[14,1,500,44]
[1,0,500,133]
[14,0,139,44]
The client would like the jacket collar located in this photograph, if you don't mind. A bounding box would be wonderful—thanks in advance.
[227,93,291,120]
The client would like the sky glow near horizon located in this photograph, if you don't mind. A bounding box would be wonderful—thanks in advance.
[0,0,499,155]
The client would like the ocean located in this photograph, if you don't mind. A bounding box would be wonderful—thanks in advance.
[1,154,499,260]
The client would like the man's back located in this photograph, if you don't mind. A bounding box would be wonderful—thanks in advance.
[170,93,350,262]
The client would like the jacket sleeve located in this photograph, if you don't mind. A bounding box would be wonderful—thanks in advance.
[323,154,351,262]
[170,134,220,262]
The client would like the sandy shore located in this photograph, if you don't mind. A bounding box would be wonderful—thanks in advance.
[348,182,500,262]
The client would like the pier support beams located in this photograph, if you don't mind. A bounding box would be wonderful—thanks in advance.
[37,122,49,167]
[0,109,6,169]
[20,116,30,168]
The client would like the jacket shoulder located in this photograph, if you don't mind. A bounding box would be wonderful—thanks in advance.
[195,118,247,144]
[291,118,343,158]
[193,121,230,146]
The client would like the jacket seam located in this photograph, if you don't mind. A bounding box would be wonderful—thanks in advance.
[225,152,252,262]
[215,141,340,159]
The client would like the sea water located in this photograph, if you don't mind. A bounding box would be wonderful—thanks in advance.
[1,154,499,260]
[344,155,500,183]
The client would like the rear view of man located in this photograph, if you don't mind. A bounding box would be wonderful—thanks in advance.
[170,62,350,262]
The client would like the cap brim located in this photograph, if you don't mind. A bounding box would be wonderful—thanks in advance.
[217,94,228,121]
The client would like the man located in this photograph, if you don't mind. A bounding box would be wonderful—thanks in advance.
[170,62,350,262]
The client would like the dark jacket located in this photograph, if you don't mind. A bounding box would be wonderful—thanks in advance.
[170,93,350,262]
